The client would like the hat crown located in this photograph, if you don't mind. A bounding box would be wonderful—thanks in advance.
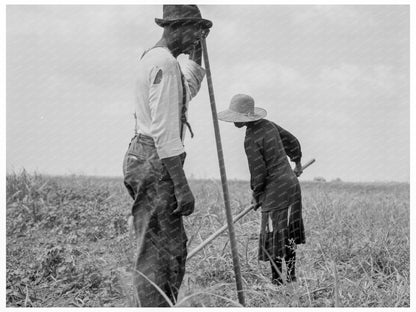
[155,5,212,29]
[229,94,255,116]
[217,94,267,122]
[162,5,202,21]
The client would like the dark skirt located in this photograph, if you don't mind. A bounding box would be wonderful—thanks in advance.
[258,200,305,261]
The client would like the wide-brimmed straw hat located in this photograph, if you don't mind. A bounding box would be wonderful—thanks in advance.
[217,94,267,123]
[155,5,213,29]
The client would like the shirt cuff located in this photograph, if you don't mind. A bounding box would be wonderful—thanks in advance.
[183,59,206,82]
[179,59,206,98]
[291,155,302,163]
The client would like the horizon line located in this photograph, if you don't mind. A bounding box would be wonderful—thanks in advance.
[5,170,410,185]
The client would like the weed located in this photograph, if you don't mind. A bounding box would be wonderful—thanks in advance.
[6,172,410,307]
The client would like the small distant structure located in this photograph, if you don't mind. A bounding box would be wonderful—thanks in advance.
[331,177,343,183]
[313,176,326,183]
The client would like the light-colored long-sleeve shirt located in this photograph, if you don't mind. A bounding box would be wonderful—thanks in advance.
[134,47,205,159]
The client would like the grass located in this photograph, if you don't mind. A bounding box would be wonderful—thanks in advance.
[6,171,410,307]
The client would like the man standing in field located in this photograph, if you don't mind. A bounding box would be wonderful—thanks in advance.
[122,5,212,306]
[218,94,306,285]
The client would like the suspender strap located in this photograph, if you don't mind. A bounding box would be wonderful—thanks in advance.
[180,72,194,140]
[136,47,194,140]
[133,112,138,135]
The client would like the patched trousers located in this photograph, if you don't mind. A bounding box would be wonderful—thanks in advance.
[123,134,188,307]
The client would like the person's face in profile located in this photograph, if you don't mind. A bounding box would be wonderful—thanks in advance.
[176,22,203,54]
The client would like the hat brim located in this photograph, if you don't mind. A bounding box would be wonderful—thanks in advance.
[155,18,213,29]
[217,107,267,123]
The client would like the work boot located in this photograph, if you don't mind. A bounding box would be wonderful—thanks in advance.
[270,259,283,285]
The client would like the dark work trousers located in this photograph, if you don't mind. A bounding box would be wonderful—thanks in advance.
[123,134,188,307]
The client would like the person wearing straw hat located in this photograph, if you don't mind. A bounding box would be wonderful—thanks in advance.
[122,5,212,306]
[218,94,306,285]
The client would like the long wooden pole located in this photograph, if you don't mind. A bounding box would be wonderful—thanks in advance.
[201,37,245,306]
[187,158,316,260]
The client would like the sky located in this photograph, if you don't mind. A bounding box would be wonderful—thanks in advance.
[5,4,411,182]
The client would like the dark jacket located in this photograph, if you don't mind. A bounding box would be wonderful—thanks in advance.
[244,119,302,212]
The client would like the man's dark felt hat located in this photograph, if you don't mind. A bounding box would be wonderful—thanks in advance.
[155,5,213,29]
